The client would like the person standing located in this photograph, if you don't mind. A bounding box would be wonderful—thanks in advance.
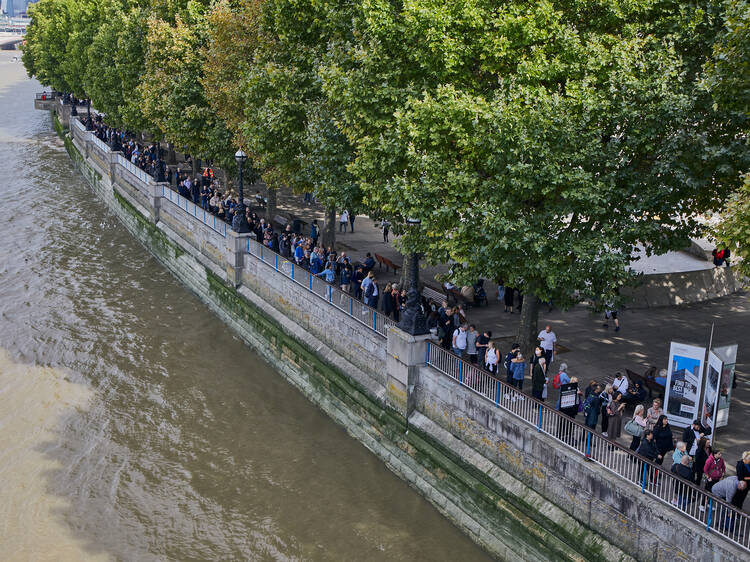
[734,451,750,509]
[682,419,711,457]
[531,357,546,401]
[537,325,557,367]
[310,219,320,247]
[466,325,479,364]
[653,415,675,465]
[599,384,613,436]
[475,330,491,366]
[607,392,626,439]
[645,399,663,431]
[693,437,711,487]
[339,210,349,233]
[382,220,390,243]
[628,404,648,451]
[583,384,602,429]
[348,212,356,233]
[503,286,515,313]
[704,449,726,492]
[452,324,468,358]
[504,343,520,386]
[510,352,526,391]
[484,341,499,375]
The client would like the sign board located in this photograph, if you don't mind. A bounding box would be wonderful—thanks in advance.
[713,344,738,428]
[559,382,579,410]
[700,351,722,443]
[664,342,705,428]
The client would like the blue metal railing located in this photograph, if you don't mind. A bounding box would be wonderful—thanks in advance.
[425,341,750,552]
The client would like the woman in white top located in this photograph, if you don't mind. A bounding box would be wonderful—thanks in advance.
[629,404,648,451]
[485,341,499,375]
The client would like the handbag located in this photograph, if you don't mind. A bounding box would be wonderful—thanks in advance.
[541,383,548,400]
[624,418,644,437]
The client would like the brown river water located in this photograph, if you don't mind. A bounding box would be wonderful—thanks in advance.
[0,51,489,561]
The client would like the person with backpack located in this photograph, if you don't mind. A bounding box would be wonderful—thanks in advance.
[504,344,520,386]
[484,341,499,375]
[712,247,730,267]
[553,363,570,409]
[583,384,602,429]
[310,219,320,246]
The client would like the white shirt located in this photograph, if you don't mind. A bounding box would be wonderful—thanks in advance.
[613,376,629,394]
[538,330,557,351]
[340,211,349,222]
[453,329,467,350]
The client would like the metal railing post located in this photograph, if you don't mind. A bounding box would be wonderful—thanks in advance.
[458,361,463,384]
[308,272,312,291]
[275,254,278,270]
[707,499,713,531]
[641,463,648,493]
[373,314,377,332]
[537,405,543,432]
[349,298,353,316]
[585,431,592,458]
[495,381,500,405]
[260,244,264,260]
[425,341,430,364]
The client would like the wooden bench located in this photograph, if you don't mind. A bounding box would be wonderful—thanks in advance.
[374,253,402,275]
[273,214,288,229]
[422,286,445,305]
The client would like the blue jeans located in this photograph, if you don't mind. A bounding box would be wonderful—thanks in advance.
[452,347,464,358]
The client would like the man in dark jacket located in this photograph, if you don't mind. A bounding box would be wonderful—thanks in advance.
[681,419,711,457]
[531,357,546,401]
[637,430,662,463]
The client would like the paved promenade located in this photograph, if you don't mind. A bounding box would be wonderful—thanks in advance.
[269,187,750,477]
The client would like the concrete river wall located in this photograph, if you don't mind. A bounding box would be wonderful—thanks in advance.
[45,99,748,561]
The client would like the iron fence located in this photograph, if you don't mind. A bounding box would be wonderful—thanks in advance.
[425,341,750,552]
[160,185,227,237]
[246,238,394,338]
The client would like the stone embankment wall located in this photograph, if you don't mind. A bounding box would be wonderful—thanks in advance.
[51,105,746,562]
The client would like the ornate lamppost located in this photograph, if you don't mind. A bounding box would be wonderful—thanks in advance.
[154,141,166,182]
[398,218,429,335]
[86,98,92,130]
[232,149,251,233]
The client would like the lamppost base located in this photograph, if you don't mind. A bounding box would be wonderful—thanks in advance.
[232,214,251,234]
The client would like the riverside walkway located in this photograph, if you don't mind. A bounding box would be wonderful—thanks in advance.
[268,185,750,473]
[47,105,750,557]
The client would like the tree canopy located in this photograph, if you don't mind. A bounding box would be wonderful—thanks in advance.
[22,0,750,347]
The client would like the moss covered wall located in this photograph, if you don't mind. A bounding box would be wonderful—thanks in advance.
[54,113,644,562]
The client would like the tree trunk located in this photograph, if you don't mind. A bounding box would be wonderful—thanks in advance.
[265,187,277,222]
[322,206,336,250]
[399,253,412,290]
[516,292,540,360]
[166,143,177,165]
[192,157,201,178]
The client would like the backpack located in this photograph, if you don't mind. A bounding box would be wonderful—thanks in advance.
[552,371,563,389]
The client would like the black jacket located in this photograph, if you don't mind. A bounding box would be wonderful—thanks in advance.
[681,424,712,453]
[671,462,693,481]
[531,363,546,394]
[637,438,660,461]
[653,424,674,455]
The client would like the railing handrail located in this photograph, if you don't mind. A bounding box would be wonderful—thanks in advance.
[160,184,227,237]
[246,237,394,338]
[425,341,750,551]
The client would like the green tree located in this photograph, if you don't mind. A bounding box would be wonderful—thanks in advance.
[22,0,73,92]
[705,0,750,278]
[322,0,750,353]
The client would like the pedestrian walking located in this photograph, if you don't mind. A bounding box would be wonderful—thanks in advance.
[339,210,349,232]
[382,220,390,243]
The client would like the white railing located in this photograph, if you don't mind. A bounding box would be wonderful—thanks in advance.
[425,342,750,552]
[246,238,395,338]
[116,154,152,185]
[161,185,227,237]
[90,134,109,154]
[71,118,86,134]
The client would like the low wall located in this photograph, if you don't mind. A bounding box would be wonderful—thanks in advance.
[624,265,744,308]
[415,364,745,561]
[51,109,748,561]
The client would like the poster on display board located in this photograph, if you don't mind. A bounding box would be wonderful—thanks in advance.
[714,344,739,428]
[664,342,706,428]
[700,351,722,443]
